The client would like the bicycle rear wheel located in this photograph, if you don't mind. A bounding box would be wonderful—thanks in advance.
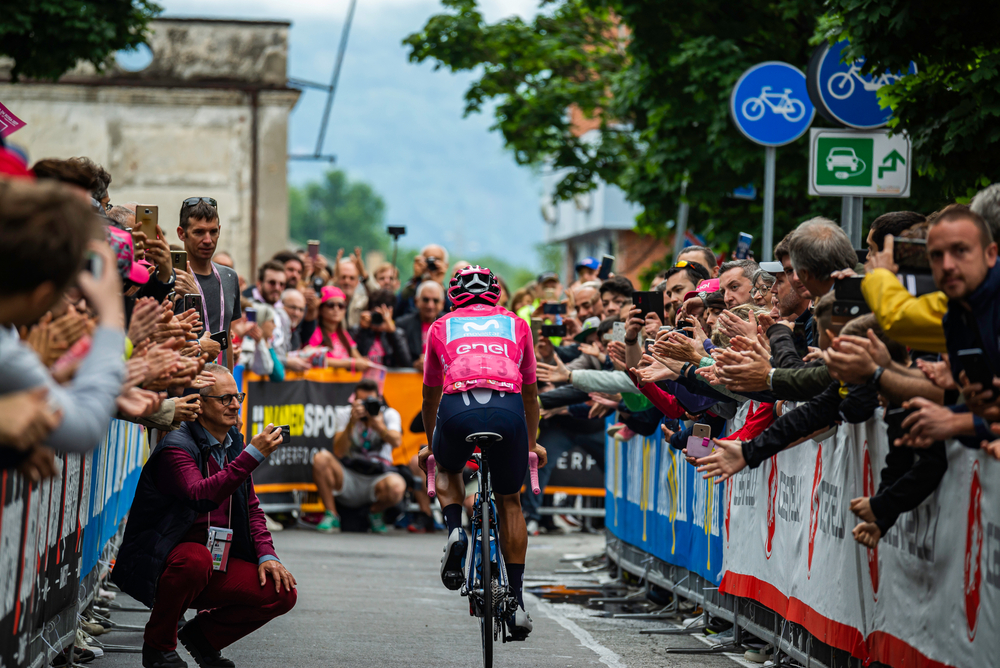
[479,471,493,668]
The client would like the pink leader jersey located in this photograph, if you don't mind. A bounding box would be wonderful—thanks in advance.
[423,304,536,394]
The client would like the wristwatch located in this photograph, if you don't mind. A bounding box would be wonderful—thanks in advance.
[624,336,638,346]
[766,368,776,390]
[868,366,886,388]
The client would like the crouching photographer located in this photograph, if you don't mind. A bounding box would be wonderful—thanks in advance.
[111,364,296,668]
[311,379,407,533]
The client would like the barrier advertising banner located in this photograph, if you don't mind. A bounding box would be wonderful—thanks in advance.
[722,417,998,668]
[605,420,725,585]
[1,420,145,668]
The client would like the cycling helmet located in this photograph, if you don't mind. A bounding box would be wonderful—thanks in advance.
[448,265,502,307]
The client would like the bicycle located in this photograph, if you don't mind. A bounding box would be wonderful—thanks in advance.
[827,61,904,100]
[427,435,540,668]
[741,86,806,122]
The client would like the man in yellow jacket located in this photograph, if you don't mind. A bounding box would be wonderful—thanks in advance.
[860,235,948,353]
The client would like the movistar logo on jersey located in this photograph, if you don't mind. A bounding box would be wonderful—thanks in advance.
[446,315,515,343]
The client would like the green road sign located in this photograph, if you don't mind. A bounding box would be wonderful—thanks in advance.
[808,128,911,197]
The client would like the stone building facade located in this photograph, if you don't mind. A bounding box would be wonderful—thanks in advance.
[0,17,301,278]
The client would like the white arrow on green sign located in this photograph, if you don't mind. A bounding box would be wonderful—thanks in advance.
[807,128,911,197]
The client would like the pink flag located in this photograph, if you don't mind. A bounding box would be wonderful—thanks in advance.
[0,102,26,137]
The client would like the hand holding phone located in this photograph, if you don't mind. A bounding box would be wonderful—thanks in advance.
[685,423,713,458]
[597,255,614,280]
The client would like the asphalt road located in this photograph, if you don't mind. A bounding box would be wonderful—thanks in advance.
[95,528,750,668]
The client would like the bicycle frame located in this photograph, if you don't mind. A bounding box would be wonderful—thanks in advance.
[464,453,517,639]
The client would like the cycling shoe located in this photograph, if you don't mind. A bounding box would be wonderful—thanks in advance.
[506,607,533,641]
[440,528,467,590]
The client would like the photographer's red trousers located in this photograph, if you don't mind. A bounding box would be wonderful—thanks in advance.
[144,541,297,651]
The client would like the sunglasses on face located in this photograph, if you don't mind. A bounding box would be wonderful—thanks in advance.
[203,392,246,407]
[183,197,218,208]
[420,297,442,303]
[322,302,347,310]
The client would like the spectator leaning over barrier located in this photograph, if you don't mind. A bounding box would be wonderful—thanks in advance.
[857,212,949,353]
[0,178,126,474]
[351,288,412,367]
[112,364,296,668]
[397,280,445,372]
[599,276,634,321]
[718,259,758,309]
[677,244,720,278]
[306,286,370,371]
[787,217,859,299]
[311,379,407,534]
[239,303,285,381]
[173,198,241,369]
[397,244,449,317]
[662,261,711,323]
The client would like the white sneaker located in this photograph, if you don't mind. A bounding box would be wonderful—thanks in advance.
[264,514,284,532]
[506,607,533,640]
[440,528,467,590]
[526,519,540,536]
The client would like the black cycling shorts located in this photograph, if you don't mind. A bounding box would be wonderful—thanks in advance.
[431,389,528,496]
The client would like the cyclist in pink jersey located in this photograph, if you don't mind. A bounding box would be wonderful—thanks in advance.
[418,265,546,639]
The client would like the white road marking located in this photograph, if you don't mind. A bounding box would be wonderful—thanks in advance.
[528,594,625,668]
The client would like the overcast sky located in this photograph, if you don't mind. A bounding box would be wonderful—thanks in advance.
[160,0,546,266]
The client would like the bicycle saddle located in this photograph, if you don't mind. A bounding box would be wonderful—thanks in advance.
[465,432,503,446]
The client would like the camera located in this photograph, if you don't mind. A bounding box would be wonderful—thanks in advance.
[370,311,384,326]
[362,396,382,417]
[313,276,325,296]
[425,256,439,270]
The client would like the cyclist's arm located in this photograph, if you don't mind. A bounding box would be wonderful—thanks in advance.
[422,384,443,447]
[521,382,540,449]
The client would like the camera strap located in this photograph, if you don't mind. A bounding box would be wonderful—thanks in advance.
[193,262,226,363]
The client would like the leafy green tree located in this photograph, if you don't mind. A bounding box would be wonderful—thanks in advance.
[406,0,945,256]
[1,1,161,81]
[289,170,389,256]
[821,1,1000,199]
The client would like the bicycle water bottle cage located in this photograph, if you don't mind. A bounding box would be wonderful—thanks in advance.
[466,432,503,446]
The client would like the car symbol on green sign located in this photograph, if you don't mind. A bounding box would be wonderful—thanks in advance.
[826,147,866,179]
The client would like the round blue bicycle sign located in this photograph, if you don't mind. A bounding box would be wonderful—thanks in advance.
[810,39,917,129]
[730,61,815,146]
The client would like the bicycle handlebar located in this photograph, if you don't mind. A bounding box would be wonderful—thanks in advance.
[528,451,540,495]
[426,455,437,499]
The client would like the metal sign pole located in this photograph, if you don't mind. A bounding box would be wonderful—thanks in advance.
[840,196,853,243]
[672,180,690,260]
[762,146,776,261]
[850,196,864,249]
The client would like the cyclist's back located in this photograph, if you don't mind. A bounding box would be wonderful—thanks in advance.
[423,300,535,493]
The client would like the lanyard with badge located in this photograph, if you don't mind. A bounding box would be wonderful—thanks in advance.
[206,453,234,572]
[194,262,226,364]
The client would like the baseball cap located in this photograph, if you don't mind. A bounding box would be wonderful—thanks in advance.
[575,257,600,271]
[573,316,602,342]
[759,261,784,274]
[106,226,150,285]
[537,271,560,285]
[683,278,719,302]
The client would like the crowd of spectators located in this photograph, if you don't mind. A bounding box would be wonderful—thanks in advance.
[6,135,1000,664]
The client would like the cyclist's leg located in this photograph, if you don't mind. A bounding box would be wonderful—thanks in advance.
[480,393,530,611]
[431,393,478,533]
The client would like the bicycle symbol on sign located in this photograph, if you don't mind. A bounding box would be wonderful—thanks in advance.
[827,60,904,100]
[741,87,807,123]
